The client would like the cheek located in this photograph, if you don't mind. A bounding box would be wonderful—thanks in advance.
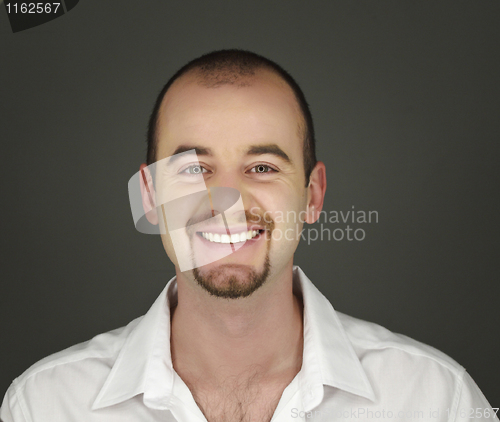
[159,220,180,267]
[254,187,308,230]
[272,185,307,216]
[274,191,308,244]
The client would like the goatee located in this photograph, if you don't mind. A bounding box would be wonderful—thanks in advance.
[192,255,270,299]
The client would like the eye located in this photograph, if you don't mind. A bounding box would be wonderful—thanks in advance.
[180,164,209,175]
[249,164,277,174]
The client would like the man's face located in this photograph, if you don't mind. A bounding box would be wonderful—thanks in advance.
[155,70,310,298]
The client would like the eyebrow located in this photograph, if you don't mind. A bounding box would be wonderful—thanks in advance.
[167,145,213,164]
[246,144,292,164]
[166,143,291,165]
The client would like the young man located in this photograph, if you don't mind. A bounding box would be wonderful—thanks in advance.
[1,50,497,422]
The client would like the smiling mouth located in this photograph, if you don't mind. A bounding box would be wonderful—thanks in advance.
[197,229,265,244]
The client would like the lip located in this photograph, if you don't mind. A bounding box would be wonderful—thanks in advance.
[192,224,266,235]
[184,223,269,269]
[193,227,267,248]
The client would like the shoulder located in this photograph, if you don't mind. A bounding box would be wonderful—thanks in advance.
[336,310,466,393]
[331,312,469,408]
[10,316,142,394]
[325,312,495,412]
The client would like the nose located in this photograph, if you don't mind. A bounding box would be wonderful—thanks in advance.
[206,168,241,190]
[204,169,253,213]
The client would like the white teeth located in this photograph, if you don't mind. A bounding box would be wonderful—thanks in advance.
[200,230,261,243]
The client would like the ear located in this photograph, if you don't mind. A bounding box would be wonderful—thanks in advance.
[305,161,327,224]
[139,163,158,225]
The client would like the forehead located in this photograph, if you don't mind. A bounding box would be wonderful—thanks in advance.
[156,70,304,159]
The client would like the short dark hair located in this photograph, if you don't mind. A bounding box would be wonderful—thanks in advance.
[146,49,317,186]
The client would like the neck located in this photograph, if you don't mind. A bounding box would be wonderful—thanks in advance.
[170,262,303,385]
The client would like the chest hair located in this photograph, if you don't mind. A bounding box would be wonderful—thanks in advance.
[187,369,289,422]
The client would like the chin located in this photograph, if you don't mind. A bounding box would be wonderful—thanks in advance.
[192,257,270,299]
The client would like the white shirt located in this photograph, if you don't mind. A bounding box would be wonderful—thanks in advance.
[1,266,497,422]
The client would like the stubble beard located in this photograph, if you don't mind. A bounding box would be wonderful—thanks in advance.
[192,253,271,299]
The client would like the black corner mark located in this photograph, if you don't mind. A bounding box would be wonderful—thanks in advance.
[4,0,79,33]
[63,0,78,12]
[4,1,64,32]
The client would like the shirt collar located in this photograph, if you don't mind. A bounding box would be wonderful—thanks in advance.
[92,266,375,411]
[92,279,178,410]
[294,266,375,410]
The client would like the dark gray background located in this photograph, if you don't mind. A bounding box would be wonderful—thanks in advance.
[1,0,499,406]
